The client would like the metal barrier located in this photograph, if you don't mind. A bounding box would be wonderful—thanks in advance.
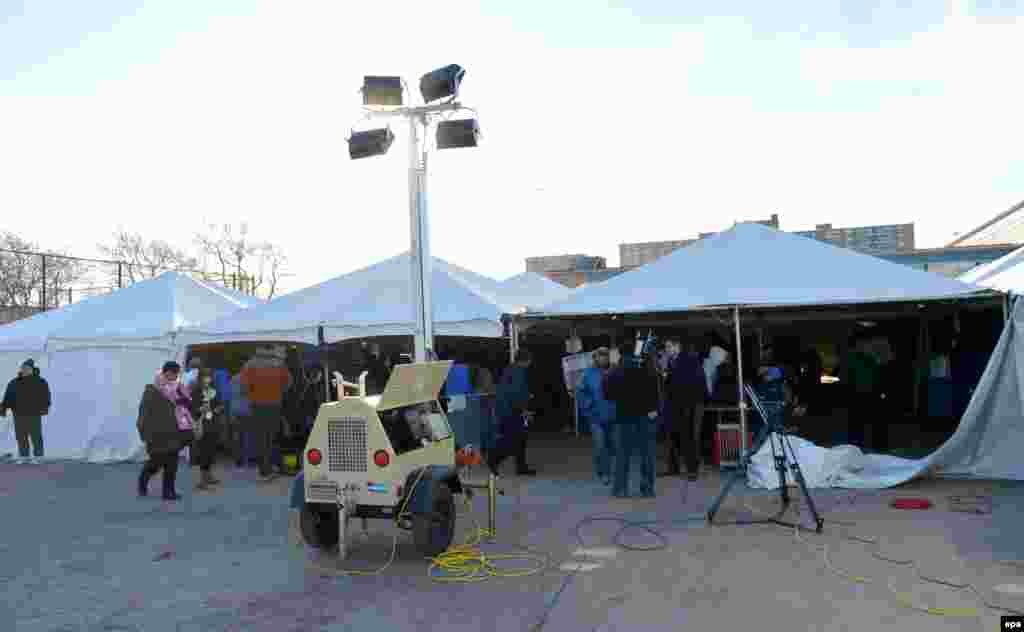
[444,393,496,451]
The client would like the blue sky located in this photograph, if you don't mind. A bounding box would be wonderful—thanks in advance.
[2,0,1022,295]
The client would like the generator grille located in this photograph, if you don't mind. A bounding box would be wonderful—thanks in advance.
[307,481,339,503]
[328,417,367,473]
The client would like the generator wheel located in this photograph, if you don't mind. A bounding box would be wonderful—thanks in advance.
[300,503,339,549]
[412,481,456,558]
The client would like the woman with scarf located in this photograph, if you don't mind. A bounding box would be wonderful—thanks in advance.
[190,368,224,491]
[137,361,194,501]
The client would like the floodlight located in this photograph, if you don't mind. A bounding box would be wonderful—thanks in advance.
[419,64,465,103]
[362,76,404,107]
[348,127,395,160]
[436,118,480,149]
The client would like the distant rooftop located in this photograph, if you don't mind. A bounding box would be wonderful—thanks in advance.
[948,199,1024,247]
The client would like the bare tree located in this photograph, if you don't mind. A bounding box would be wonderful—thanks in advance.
[0,232,87,309]
[98,230,198,284]
[194,224,237,286]
[253,243,287,299]
[195,223,287,297]
[0,234,37,307]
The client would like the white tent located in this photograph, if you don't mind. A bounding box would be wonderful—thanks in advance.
[749,297,1024,487]
[523,222,998,481]
[536,223,987,316]
[0,272,259,462]
[178,253,512,347]
[958,245,1024,294]
[499,272,572,313]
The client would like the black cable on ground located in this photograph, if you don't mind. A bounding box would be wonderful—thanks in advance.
[530,482,1024,631]
[529,510,706,632]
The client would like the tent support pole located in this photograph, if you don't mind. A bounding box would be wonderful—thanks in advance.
[1004,293,1010,322]
[318,326,329,403]
[733,307,748,456]
[913,316,925,417]
[509,320,519,364]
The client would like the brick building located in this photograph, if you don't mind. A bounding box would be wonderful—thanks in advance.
[528,210,1019,288]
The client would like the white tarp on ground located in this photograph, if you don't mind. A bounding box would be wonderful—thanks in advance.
[959,244,1024,293]
[499,272,572,313]
[178,253,513,347]
[0,273,258,463]
[749,297,1024,488]
[536,223,985,316]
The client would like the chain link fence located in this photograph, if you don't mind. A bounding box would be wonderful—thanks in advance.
[0,248,258,325]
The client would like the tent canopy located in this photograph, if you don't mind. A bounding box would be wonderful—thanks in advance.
[958,245,1024,294]
[0,272,261,463]
[0,272,260,352]
[530,223,991,318]
[498,272,572,314]
[178,252,512,346]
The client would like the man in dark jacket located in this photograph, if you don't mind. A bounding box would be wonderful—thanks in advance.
[1,359,52,464]
[487,349,537,477]
[603,345,660,497]
[362,343,390,396]
[662,339,707,481]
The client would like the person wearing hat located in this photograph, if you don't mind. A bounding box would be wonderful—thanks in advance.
[1,359,52,464]
[576,347,617,485]
[137,361,194,500]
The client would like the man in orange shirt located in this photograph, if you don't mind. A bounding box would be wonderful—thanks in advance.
[240,345,292,481]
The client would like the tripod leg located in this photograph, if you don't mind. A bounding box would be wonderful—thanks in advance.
[767,431,790,507]
[707,420,774,524]
[778,431,824,533]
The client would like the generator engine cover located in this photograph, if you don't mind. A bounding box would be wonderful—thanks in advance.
[377,362,452,410]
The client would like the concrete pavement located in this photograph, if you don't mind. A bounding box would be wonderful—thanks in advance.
[3,434,1024,631]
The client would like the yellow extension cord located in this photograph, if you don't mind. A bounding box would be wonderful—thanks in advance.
[426,496,549,583]
[741,487,1024,622]
[297,467,549,581]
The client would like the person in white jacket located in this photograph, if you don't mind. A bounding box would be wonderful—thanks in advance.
[703,346,730,399]
[699,346,730,467]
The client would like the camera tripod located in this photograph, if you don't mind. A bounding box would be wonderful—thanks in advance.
[706,383,824,533]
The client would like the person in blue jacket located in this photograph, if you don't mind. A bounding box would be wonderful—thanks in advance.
[576,347,616,485]
[487,349,537,477]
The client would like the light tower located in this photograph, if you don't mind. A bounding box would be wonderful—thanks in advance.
[348,65,480,362]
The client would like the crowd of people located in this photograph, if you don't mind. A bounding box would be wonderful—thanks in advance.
[135,345,308,500]
[1,335,858,503]
[571,338,736,498]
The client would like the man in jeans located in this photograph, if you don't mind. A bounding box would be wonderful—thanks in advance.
[228,369,251,467]
[240,346,292,481]
[576,347,616,485]
[1,359,52,464]
[602,345,660,498]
